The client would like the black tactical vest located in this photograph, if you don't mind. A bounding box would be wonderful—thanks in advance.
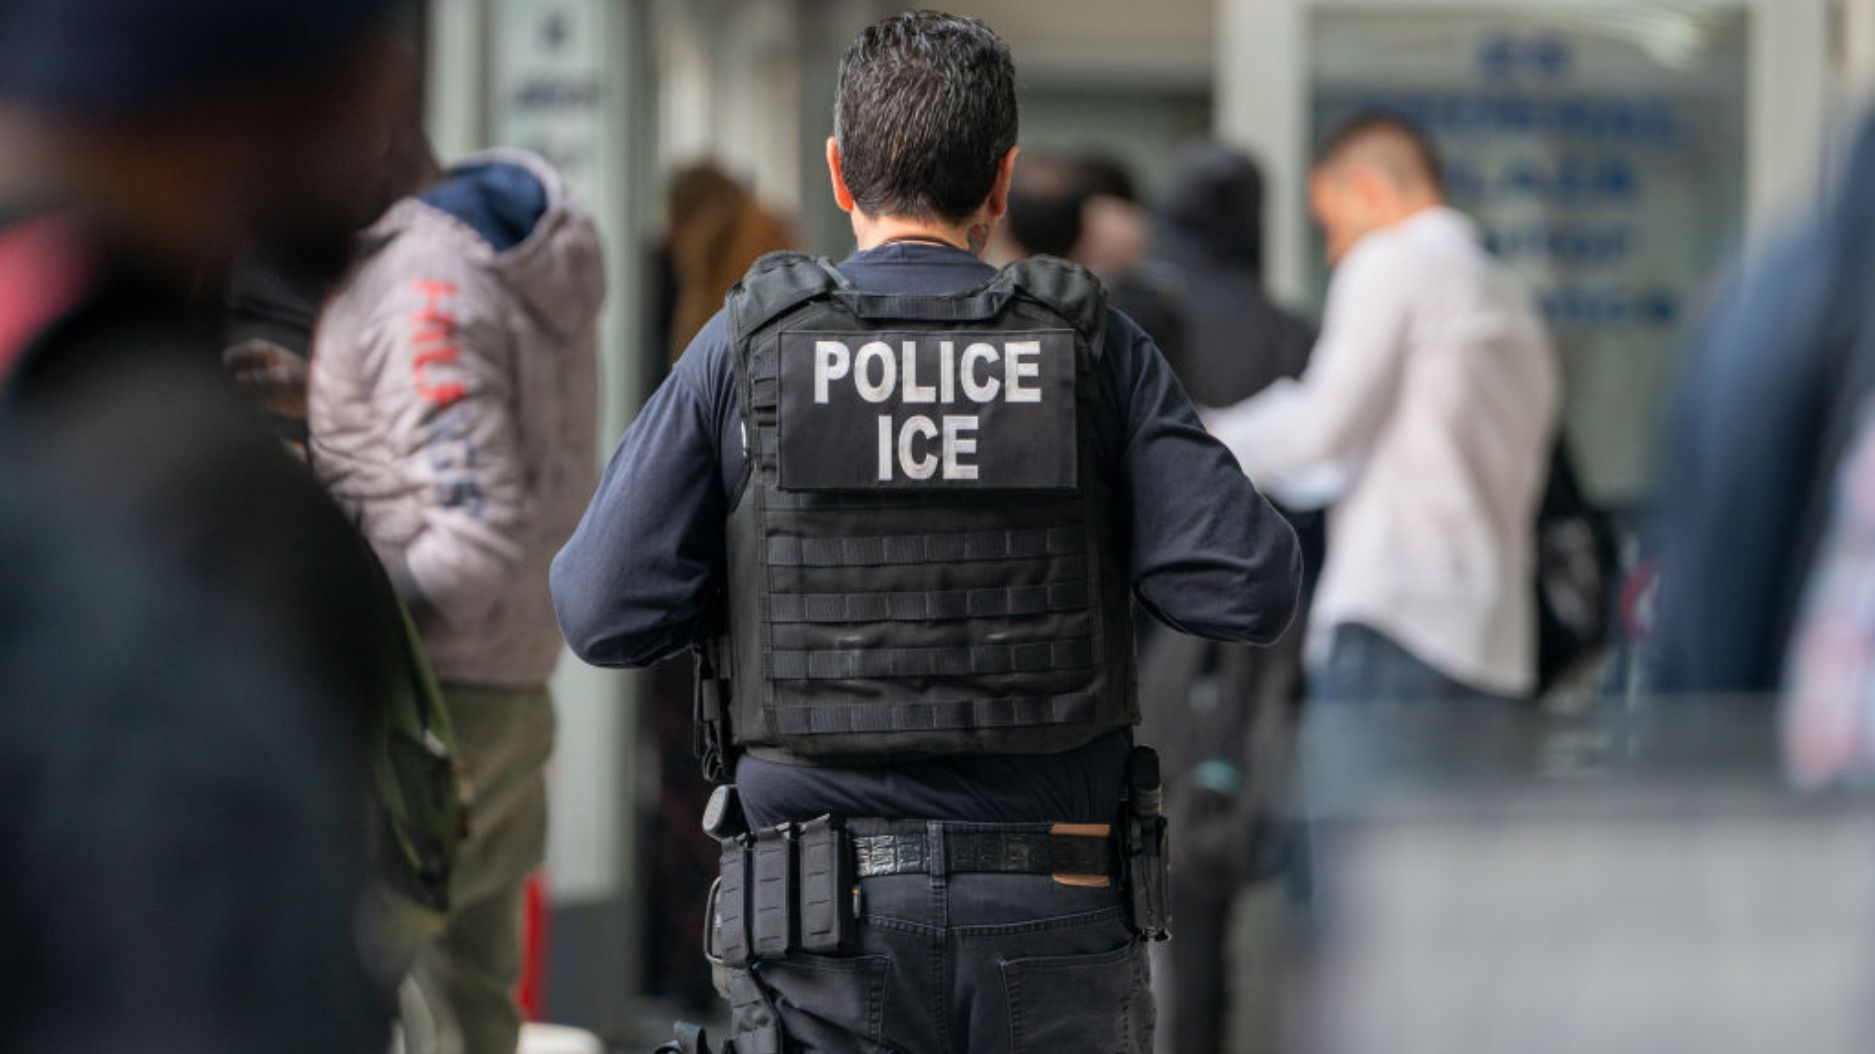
[717,251,1138,762]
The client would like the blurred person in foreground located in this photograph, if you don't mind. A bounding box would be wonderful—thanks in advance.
[1669,117,1875,778]
[1208,111,1558,708]
[0,0,418,1050]
[555,11,1301,1053]
[1138,142,1324,1054]
[1656,118,1875,698]
[308,108,604,1054]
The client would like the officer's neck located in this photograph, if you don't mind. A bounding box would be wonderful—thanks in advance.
[852,211,991,259]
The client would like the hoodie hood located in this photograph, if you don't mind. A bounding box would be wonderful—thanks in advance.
[1155,142,1266,275]
[421,160,550,254]
[372,148,606,342]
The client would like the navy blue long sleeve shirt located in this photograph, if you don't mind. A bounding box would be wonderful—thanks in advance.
[553,241,1300,825]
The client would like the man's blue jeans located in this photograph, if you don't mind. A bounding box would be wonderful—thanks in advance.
[1311,622,1508,706]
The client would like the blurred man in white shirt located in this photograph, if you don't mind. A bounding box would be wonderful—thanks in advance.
[1209,112,1558,703]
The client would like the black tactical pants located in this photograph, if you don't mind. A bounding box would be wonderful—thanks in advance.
[718,868,1155,1053]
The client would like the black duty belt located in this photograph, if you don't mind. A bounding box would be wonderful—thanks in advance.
[852,826,1113,878]
[709,818,1117,968]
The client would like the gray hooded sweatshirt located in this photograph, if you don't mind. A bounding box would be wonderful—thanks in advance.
[310,149,604,686]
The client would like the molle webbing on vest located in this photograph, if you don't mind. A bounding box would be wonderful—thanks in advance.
[768,638,1097,681]
[720,251,1138,760]
[771,694,1101,737]
[764,526,1085,567]
[768,581,1090,624]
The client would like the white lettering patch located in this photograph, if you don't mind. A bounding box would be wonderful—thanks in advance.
[780,329,1078,490]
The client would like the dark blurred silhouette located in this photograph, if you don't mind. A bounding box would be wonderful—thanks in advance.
[1654,118,1875,696]
[1136,142,1322,1054]
[1074,154,1146,269]
[1074,153,1188,364]
[1006,151,1089,258]
[1152,143,1315,407]
[0,1,415,1050]
[223,245,328,450]
[1003,152,1189,368]
[0,440,379,1054]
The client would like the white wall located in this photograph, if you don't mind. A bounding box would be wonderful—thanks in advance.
[943,0,1217,87]
[654,0,808,213]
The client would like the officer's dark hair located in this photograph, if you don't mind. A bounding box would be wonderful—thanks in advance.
[834,10,1018,223]
[1314,109,1445,196]
[1006,153,1086,257]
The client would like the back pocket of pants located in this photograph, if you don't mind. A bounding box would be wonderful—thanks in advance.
[1001,941,1146,1054]
[752,952,893,1052]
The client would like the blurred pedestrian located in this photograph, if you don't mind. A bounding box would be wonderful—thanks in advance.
[1154,143,1315,409]
[308,109,605,1054]
[0,0,419,1050]
[1138,142,1322,1054]
[1209,111,1558,705]
[656,162,796,366]
[1004,152,1188,372]
[1076,153,1188,364]
[640,161,797,1015]
[1005,151,1089,259]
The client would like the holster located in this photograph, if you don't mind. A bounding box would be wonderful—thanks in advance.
[1123,746,1173,941]
[1124,810,1172,940]
[693,640,732,784]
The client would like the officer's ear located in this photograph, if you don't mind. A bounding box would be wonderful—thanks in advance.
[983,146,1020,222]
[826,137,856,214]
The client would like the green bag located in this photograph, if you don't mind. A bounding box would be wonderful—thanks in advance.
[365,562,469,917]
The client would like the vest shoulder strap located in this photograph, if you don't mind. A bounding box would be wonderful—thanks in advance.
[727,251,848,348]
[997,255,1108,357]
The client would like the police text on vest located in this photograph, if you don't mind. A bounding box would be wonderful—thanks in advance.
[777,329,1077,491]
[812,339,1041,481]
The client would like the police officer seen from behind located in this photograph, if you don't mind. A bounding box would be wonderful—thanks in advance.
[552,12,1300,1054]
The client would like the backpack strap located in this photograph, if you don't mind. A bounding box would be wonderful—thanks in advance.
[0,215,93,389]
